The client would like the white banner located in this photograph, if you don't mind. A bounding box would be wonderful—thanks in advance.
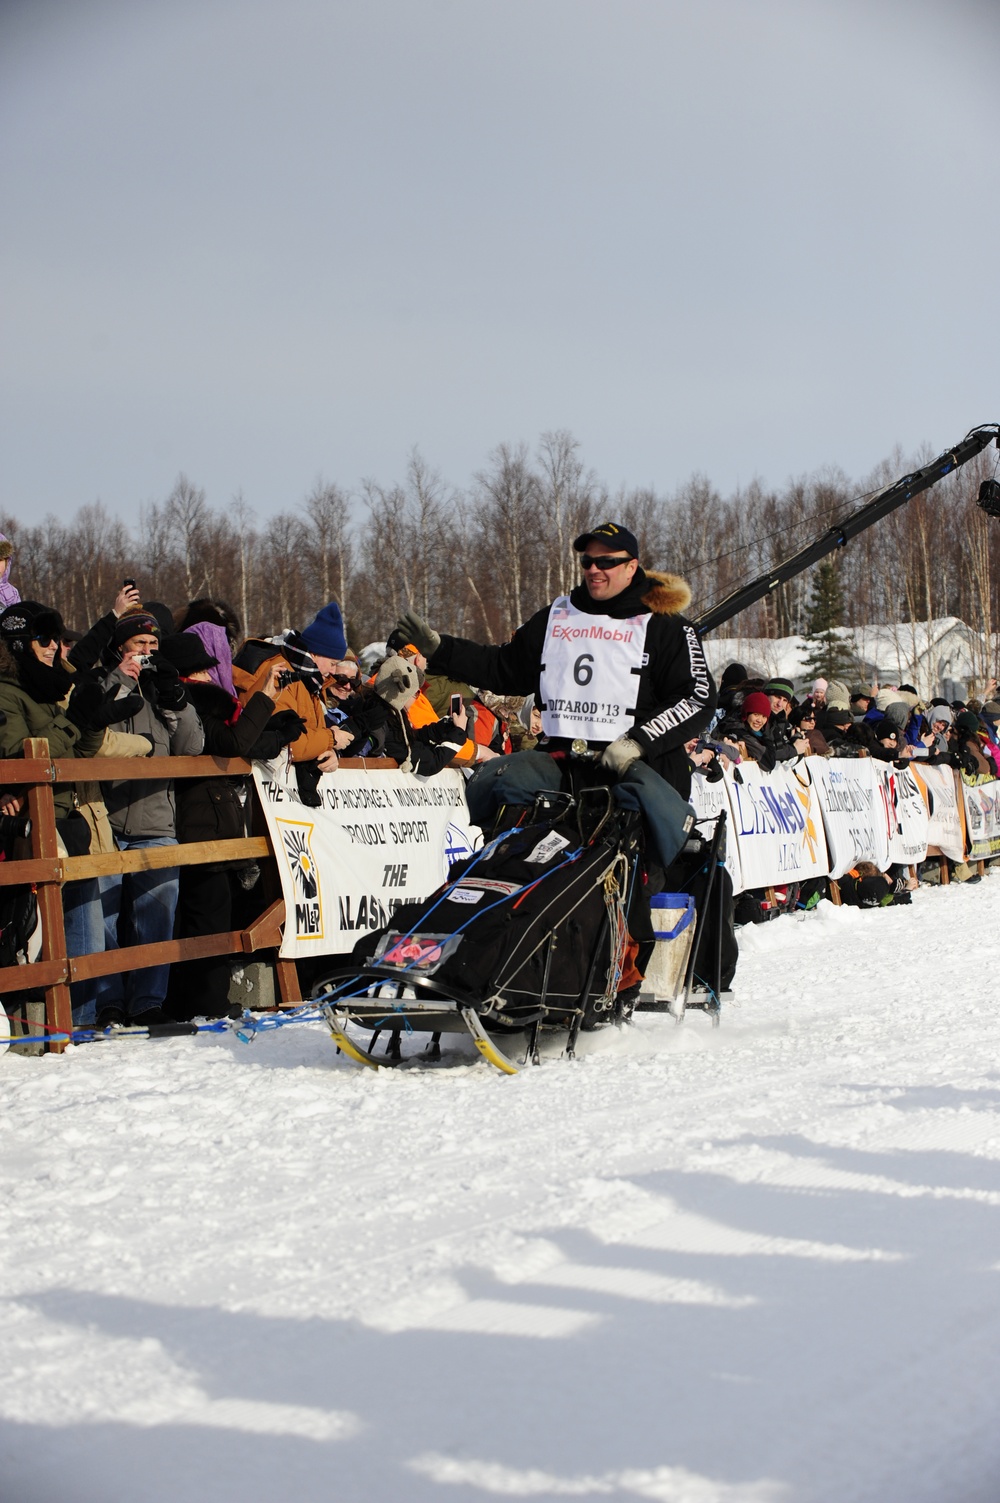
[961,774,1000,861]
[688,771,744,893]
[911,764,965,862]
[877,765,930,866]
[252,760,480,959]
[725,759,828,889]
[807,756,890,878]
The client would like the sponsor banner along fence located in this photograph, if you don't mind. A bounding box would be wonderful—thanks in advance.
[255,754,998,958]
[880,765,931,866]
[961,774,1000,861]
[253,759,480,960]
[690,760,828,894]
[807,756,888,879]
[910,763,965,863]
[691,757,995,892]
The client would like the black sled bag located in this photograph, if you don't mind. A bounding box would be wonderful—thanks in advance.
[351,813,626,1024]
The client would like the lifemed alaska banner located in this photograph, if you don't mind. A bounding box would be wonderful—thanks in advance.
[252,760,481,960]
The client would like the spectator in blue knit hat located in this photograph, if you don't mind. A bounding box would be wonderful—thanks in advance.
[232,599,351,772]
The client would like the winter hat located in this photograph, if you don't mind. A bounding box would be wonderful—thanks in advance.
[882,701,910,733]
[894,690,920,710]
[144,601,176,637]
[185,621,236,697]
[874,689,898,712]
[927,703,953,726]
[826,679,851,710]
[298,601,347,662]
[157,632,218,676]
[875,720,898,741]
[763,679,795,702]
[956,710,981,736]
[110,609,161,652]
[374,654,420,711]
[982,700,1000,719]
[572,521,639,558]
[0,600,63,655]
[811,677,828,696]
[826,706,853,728]
[720,662,748,690]
[850,683,874,701]
[741,691,772,721]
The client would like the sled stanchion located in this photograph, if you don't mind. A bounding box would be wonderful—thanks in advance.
[566,910,610,1059]
[460,1007,520,1075]
[681,812,727,1024]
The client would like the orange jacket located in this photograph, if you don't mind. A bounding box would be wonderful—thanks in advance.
[233,650,334,763]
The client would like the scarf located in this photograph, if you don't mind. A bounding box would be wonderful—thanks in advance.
[185,621,237,698]
[16,651,74,704]
[270,630,325,697]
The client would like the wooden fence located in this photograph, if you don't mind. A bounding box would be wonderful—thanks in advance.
[0,740,395,1051]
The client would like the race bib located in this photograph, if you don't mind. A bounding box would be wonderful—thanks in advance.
[538,597,648,742]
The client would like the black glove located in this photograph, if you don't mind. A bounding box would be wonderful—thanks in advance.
[395,610,441,659]
[268,709,307,747]
[65,681,107,731]
[147,656,187,711]
[67,680,144,731]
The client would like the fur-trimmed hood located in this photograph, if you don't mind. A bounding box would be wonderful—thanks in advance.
[568,566,694,622]
[641,570,692,617]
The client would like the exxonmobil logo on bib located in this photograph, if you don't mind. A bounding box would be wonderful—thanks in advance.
[551,622,636,643]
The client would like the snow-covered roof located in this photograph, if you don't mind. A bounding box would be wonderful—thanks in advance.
[702,617,986,697]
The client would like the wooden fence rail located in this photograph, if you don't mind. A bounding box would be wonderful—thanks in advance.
[1,742,397,1052]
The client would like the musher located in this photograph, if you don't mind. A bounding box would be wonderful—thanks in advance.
[396,522,717,994]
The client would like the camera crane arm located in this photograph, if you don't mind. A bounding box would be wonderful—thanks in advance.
[693,423,1000,635]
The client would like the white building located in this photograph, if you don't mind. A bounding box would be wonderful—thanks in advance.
[702,618,991,701]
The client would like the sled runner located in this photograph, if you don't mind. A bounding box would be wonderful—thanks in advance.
[312,787,642,1073]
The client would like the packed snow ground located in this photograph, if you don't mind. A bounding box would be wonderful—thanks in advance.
[4,879,1000,1503]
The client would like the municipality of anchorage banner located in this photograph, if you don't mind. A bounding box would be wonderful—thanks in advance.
[807,755,890,878]
[252,759,481,960]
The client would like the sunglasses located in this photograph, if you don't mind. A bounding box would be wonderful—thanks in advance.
[33,634,56,648]
[581,554,633,571]
[331,673,357,686]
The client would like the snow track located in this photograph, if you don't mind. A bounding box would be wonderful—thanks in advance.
[3,882,1000,1502]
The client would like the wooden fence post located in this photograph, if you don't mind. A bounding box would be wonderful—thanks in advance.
[23,738,72,1052]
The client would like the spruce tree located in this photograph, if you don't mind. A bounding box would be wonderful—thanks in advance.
[801,560,857,681]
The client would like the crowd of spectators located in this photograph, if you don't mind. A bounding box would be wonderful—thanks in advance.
[0,569,514,1031]
[1,536,997,1032]
[686,666,1000,917]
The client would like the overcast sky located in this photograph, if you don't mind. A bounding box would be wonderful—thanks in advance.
[1,0,997,525]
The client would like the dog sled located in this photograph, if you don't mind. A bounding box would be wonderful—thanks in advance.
[312,786,730,1074]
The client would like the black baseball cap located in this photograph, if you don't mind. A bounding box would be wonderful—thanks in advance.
[572,522,639,558]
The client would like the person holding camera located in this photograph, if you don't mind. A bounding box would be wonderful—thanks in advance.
[93,607,204,1027]
[233,601,353,775]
